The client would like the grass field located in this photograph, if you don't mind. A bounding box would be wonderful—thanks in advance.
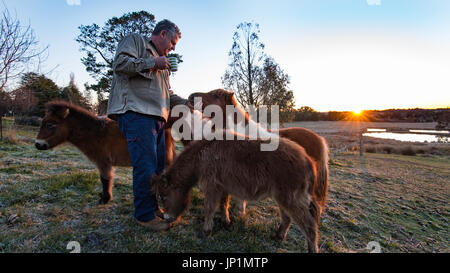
[0,118,449,253]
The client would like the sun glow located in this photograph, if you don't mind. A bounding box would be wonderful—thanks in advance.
[352,109,364,116]
[348,109,369,122]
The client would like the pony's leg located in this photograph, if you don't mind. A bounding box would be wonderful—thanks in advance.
[232,198,247,217]
[201,181,223,237]
[289,200,320,253]
[98,166,114,204]
[164,129,176,167]
[274,194,320,253]
[219,193,231,229]
[272,207,292,241]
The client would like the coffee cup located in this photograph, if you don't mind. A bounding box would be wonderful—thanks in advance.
[168,56,178,72]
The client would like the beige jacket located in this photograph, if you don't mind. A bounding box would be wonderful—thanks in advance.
[106,33,186,121]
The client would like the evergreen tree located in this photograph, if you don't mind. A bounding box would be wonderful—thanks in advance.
[19,72,60,117]
[60,73,91,110]
[259,57,296,116]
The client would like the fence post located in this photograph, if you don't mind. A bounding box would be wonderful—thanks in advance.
[359,128,364,156]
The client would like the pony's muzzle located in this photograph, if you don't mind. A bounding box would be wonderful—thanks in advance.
[163,214,177,223]
[35,139,49,150]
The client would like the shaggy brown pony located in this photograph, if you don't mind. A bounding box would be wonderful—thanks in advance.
[152,136,321,253]
[35,101,177,204]
[188,89,329,212]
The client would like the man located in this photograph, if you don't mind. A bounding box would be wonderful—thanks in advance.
[107,19,187,231]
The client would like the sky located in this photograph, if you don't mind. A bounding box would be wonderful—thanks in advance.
[3,0,450,112]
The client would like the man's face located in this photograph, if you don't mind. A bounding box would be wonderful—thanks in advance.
[157,30,179,56]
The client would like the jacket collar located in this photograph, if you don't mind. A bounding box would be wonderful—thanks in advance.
[147,40,159,57]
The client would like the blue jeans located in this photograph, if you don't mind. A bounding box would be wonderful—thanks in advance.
[117,111,166,222]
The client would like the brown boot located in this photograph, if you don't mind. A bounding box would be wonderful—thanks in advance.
[137,218,170,231]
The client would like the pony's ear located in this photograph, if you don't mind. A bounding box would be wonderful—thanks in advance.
[226,90,235,104]
[61,108,70,119]
[47,104,70,119]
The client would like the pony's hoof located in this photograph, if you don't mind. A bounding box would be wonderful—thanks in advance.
[98,193,112,204]
[198,229,212,239]
[271,232,286,242]
[98,198,109,205]
[221,219,232,230]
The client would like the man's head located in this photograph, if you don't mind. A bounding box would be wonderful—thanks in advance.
[151,19,181,56]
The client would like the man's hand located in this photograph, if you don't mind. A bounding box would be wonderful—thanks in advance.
[153,56,170,70]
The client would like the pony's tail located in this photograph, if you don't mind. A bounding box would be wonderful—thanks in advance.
[315,137,329,210]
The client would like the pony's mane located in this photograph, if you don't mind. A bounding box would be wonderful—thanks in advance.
[209,89,250,122]
[217,90,278,139]
[228,93,250,122]
[46,100,105,127]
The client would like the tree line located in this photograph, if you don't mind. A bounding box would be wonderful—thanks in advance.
[1,72,91,119]
[288,107,450,124]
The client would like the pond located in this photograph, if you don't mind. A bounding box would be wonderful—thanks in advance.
[363,129,449,143]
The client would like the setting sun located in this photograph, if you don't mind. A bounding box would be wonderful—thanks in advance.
[352,109,364,116]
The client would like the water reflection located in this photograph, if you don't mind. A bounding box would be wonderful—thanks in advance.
[409,130,449,134]
[364,130,449,143]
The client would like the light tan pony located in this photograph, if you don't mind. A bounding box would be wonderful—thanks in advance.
[188,89,329,214]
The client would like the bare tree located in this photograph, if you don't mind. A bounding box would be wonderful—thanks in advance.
[222,22,296,123]
[0,2,48,90]
[222,22,266,107]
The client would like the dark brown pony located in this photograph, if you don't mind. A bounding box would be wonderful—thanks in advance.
[152,136,321,253]
[35,101,177,204]
[188,89,329,212]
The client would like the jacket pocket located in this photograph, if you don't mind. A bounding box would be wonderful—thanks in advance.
[129,75,151,90]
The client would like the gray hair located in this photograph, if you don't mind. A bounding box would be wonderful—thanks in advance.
[153,19,181,38]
